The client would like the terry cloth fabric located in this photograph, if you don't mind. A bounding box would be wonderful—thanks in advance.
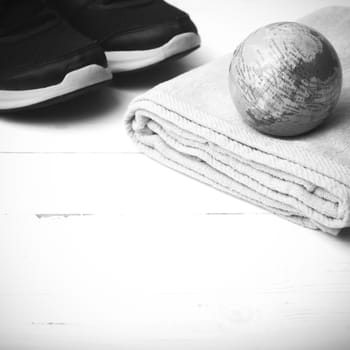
[125,7,350,235]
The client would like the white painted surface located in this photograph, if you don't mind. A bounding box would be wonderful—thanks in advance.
[1,1,350,349]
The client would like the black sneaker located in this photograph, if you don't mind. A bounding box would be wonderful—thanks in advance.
[46,0,201,73]
[0,0,112,112]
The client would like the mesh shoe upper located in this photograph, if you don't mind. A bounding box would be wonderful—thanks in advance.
[46,0,199,51]
[0,0,107,90]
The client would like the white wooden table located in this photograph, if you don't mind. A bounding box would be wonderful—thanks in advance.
[1,1,350,349]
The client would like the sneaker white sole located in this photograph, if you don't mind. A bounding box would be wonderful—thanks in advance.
[0,64,112,111]
[105,32,201,73]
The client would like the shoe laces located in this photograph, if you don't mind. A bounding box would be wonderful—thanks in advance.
[0,0,59,40]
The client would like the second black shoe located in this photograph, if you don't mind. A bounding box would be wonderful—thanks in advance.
[0,0,112,112]
[46,0,201,73]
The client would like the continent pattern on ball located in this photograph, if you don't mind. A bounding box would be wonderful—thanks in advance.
[229,22,343,137]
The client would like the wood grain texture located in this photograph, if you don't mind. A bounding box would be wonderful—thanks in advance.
[1,215,350,350]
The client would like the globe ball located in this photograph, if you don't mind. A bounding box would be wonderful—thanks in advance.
[229,22,343,137]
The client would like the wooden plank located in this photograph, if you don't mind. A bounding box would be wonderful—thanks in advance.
[0,214,349,349]
[0,154,264,215]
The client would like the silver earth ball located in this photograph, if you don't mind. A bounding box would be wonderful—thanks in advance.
[229,22,342,137]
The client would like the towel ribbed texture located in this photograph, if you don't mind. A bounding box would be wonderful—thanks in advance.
[125,7,350,235]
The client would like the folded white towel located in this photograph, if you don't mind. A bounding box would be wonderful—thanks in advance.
[125,7,350,235]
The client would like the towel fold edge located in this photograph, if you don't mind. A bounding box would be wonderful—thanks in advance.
[125,89,350,234]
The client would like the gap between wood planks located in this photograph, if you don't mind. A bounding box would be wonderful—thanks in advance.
[0,212,271,220]
[0,151,141,154]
